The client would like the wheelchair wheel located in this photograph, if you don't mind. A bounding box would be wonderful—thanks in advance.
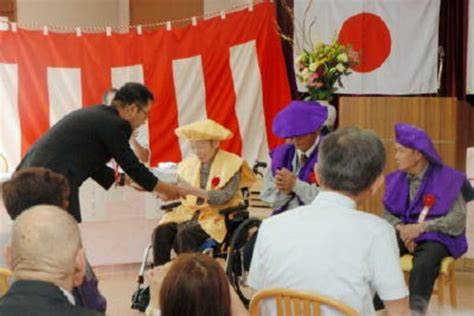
[225,217,261,306]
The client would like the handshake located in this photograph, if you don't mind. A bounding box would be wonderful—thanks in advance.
[116,160,208,202]
[154,177,200,201]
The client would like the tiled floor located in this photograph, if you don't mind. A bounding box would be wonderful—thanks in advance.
[96,264,143,316]
[96,263,474,316]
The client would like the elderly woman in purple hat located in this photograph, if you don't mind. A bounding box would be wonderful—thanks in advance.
[260,100,328,215]
[382,123,472,314]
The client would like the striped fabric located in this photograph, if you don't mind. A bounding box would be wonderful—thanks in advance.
[0,2,291,169]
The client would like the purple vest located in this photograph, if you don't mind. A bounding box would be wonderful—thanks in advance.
[270,143,319,213]
[384,164,468,258]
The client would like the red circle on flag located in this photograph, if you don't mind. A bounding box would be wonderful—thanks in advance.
[338,13,391,73]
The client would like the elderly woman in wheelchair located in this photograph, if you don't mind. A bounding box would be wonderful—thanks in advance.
[151,119,256,267]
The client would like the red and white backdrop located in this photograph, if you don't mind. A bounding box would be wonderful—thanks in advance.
[0,1,291,170]
[294,0,441,94]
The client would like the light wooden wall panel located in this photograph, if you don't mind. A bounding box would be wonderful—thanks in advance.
[338,97,460,214]
[0,0,15,21]
[130,0,203,27]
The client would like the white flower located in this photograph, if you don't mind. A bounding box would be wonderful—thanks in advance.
[301,68,311,81]
[313,41,324,51]
[309,63,317,72]
[295,55,303,65]
[337,53,348,63]
[335,63,345,72]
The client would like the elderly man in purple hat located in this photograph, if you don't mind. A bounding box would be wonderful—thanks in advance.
[382,123,472,314]
[260,100,327,214]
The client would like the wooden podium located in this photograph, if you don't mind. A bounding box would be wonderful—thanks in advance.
[338,96,473,215]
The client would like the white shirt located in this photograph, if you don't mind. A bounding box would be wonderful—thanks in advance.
[295,136,319,170]
[59,286,76,306]
[249,191,408,316]
[135,123,149,148]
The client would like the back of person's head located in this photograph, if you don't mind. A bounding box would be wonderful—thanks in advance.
[160,253,231,316]
[111,82,154,109]
[102,88,118,105]
[7,205,84,286]
[317,127,386,195]
[2,167,70,220]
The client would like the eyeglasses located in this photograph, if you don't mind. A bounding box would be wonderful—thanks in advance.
[136,104,150,119]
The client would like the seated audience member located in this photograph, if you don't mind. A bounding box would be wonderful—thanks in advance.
[260,100,327,214]
[152,119,255,266]
[249,128,409,316]
[0,205,103,316]
[243,100,326,269]
[145,253,248,316]
[2,167,70,220]
[383,123,471,314]
[1,167,107,313]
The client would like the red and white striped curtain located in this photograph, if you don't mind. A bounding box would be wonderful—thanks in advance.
[0,1,291,170]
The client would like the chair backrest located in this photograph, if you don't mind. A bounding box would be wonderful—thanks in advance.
[249,288,358,316]
[0,267,13,296]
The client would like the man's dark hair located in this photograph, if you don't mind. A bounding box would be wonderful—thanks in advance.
[112,82,154,108]
[317,127,386,195]
[2,167,70,220]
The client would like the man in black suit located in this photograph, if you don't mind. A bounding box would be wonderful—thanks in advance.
[0,205,103,316]
[16,82,182,223]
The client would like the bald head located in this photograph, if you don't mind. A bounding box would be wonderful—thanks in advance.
[9,205,83,283]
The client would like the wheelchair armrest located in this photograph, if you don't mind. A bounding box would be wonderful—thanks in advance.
[160,201,182,211]
[219,202,248,217]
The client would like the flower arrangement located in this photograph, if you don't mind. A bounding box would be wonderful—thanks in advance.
[295,40,359,102]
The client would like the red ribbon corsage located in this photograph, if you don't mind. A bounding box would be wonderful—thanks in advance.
[211,176,221,189]
[308,171,318,185]
[418,194,436,223]
[423,194,436,207]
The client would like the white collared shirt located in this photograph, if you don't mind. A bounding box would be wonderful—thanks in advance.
[59,286,76,306]
[294,136,319,171]
[249,191,408,316]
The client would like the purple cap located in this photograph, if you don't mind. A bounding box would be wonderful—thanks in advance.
[395,123,443,165]
[272,100,328,138]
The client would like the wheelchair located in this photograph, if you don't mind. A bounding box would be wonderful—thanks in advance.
[131,161,267,311]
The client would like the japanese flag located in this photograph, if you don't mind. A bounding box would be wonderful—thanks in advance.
[294,0,441,94]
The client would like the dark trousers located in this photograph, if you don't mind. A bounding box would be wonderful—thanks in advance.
[399,238,449,314]
[152,221,210,266]
[374,238,449,314]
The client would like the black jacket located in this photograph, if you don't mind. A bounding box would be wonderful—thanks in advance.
[0,280,104,316]
[16,105,158,222]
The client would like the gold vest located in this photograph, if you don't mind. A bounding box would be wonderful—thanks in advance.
[159,149,255,242]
